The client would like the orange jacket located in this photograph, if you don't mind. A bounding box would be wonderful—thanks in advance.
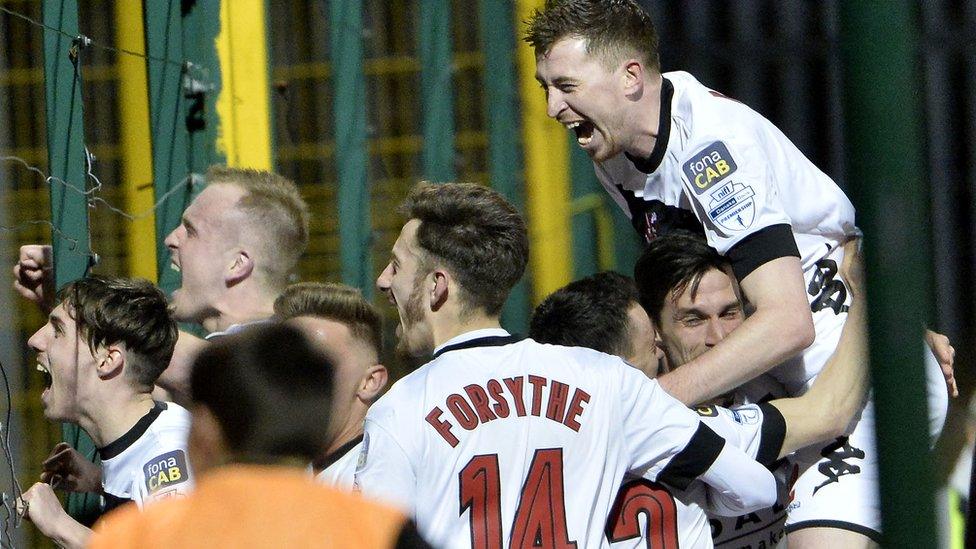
[89,464,425,548]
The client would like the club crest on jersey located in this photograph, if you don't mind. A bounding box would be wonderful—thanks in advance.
[707,182,756,232]
[143,450,189,493]
[682,141,738,195]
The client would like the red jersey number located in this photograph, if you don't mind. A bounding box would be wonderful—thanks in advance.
[460,448,578,549]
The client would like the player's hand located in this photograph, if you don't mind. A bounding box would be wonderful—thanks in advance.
[18,482,69,537]
[839,238,864,299]
[12,244,54,313]
[40,442,102,493]
[925,329,957,398]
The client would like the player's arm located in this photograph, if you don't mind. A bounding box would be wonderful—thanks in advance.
[155,330,209,405]
[623,372,776,514]
[769,240,867,458]
[658,248,815,405]
[19,482,91,549]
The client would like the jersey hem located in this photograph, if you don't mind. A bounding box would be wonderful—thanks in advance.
[784,519,881,543]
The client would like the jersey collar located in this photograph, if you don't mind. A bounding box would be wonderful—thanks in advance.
[625,76,674,174]
[98,401,168,460]
[312,434,364,473]
[205,318,274,340]
[432,328,522,359]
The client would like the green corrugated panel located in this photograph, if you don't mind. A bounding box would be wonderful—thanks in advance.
[419,0,455,181]
[331,0,372,298]
[479,0,528,332]
[838,2,936,546]
[143,0,223,293]
[42,0,99,525]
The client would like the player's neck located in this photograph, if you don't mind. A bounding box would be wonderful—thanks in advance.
[204,285,276,333]
[81,393,155,449]
[431,313,502,350]
[626,73,664,159]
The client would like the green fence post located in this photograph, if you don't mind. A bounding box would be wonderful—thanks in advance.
[331,0,372,298]
[479,0,528,332]
[419,0,455,181]
[42,0,99,525]
[839,2,936,546]
[143,0,223,293]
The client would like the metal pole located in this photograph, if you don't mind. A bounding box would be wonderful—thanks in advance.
[42,0,99,526]
[419,0,455,181]
[331,0,373,298]
[478,0,529,331]
[838,2,936,546]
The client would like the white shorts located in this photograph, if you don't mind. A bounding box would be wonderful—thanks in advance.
[784,346,948,540]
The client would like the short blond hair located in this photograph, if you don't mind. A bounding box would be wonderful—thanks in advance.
[273,282,383,358]
[207,166,310,288]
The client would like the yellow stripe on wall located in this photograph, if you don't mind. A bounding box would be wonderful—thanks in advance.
[114,2,157,281]
[215,0,273,170]
[514,0,573,304]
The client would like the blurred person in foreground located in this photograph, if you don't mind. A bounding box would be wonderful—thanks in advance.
[89,324,430,548]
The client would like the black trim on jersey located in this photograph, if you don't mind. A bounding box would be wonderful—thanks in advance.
[726,223,800,282]
[785,520,881,543]
[98,401,167,460]
[625,77,674,174]
[312,434,364,472]
[432,335,524,359]
[755,402,786,467]
[102,492,133,513]
[657,422,725,490]
[395,519,435,548]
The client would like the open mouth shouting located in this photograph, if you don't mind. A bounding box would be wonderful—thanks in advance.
[37,361,52,395]
[565,120,595,147]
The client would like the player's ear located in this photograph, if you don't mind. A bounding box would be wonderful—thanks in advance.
[430,270,450,311]
[358,364,389,404]
[622,59,643,96]
[226,250,254,285]
[95,344,125,380]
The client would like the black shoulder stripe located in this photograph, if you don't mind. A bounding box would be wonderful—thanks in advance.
[756,402,786,466]
[657,422,725,490]
[102,492,133,513]
[726,223,799,281]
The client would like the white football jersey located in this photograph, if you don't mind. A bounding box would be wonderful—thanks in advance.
[355,329,776,548]
[99,401,193,511]
[315,437,362,490]
[607,402,790,549]
[595,71,859,391]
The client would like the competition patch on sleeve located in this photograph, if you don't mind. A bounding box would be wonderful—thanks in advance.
[730,407,761,425]
[682,141,738,195]
[143,450,189,494]
[694,405,719,417]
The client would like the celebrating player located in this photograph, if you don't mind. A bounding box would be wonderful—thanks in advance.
[273,282,389,488]
[531,239,871,547]
[17,276,189,549]
[89,324,430,548]
[526,1,948,545]
[354,182,775,548]
[13,166,310,403]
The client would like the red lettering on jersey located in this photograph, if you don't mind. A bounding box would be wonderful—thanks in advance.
[447,394,479,430]
[426,407,459,447]
[545,381,570,423]
[465,384,498,423]
[486,379,510,418]
[563,388,590,432]
[527,375,547,416]
[503,377,527,417]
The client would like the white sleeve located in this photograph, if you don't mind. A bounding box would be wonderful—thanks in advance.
[678,137,792,255]
[353,416,416,514]
[697,403,786,466]
[699,442,777,516]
